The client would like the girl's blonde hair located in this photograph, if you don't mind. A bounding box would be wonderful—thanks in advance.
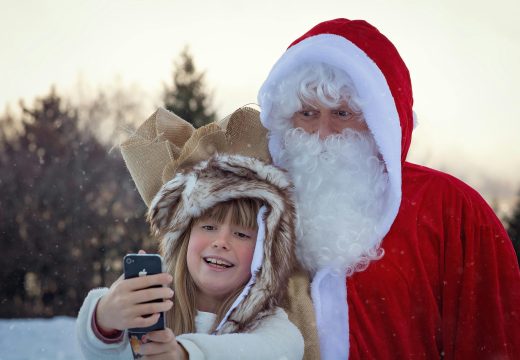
[167,198,262,335]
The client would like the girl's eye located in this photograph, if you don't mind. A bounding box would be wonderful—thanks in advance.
[234,232,251,239]
[202,225,216,231]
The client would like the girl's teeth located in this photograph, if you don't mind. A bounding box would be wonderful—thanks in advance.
[205,257,232,267]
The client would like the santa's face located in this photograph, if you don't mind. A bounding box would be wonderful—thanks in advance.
[291,100,369,139]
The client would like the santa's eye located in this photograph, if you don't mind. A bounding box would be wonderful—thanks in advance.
[332,110,352,118]
[299,109,319,117]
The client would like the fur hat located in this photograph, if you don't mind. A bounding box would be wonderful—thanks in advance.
[148,154,296,333]
[123,106,297,334]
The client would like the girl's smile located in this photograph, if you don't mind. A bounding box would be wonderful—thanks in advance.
[203,256,234,270]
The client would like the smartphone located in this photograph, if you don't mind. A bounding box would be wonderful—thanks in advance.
[123,254,166,358]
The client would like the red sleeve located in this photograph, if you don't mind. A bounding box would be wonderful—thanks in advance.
[440,178,520,359]
[91,301,124,344]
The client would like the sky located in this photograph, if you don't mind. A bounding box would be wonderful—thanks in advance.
[1,0,519,214]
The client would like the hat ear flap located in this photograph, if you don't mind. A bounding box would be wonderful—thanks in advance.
[148,175,187,236]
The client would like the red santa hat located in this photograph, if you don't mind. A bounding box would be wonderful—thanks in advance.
[258,18,415,242]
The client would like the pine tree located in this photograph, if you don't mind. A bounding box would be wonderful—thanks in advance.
[163,46,217,128]
[506,189,520,265]
[0,89,150,317]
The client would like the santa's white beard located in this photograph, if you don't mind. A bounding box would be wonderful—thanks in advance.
[273,128,389,275]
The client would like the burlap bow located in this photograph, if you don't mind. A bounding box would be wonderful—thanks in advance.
[120,106,271,206]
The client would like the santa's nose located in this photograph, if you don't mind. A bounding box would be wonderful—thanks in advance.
[317,114,335,139]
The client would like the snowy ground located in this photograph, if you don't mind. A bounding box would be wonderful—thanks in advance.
[0,317,81,360]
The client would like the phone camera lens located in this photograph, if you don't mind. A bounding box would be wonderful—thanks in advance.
[125,258,133,264]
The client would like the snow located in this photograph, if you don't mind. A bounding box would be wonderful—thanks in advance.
[0,317,81,360]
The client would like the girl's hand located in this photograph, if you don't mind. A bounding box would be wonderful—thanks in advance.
[140,328,188,360]
[95,254,174,334]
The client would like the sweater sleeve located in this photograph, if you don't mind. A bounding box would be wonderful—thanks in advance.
[75,287,133,360]
[177,307,304,360]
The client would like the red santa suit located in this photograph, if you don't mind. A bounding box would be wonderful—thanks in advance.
[258,18,520,359]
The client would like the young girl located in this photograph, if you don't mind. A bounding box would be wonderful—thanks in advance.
[76,107,304,359]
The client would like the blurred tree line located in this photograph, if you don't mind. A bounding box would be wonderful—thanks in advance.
[0,47,216,317]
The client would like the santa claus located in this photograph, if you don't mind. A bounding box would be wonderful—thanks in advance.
[258,18,520,359]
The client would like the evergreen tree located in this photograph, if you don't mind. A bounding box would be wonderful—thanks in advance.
[506,189,520,265]
[163,46,216,128]
[0,89,150,317]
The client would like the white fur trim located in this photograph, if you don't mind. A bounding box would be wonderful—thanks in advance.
[183,173,198,199]
[258,33,402,239]
[413,110,419,129]
[311,268,349,359]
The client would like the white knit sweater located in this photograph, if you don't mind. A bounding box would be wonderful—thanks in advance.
[76,288,304,360]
